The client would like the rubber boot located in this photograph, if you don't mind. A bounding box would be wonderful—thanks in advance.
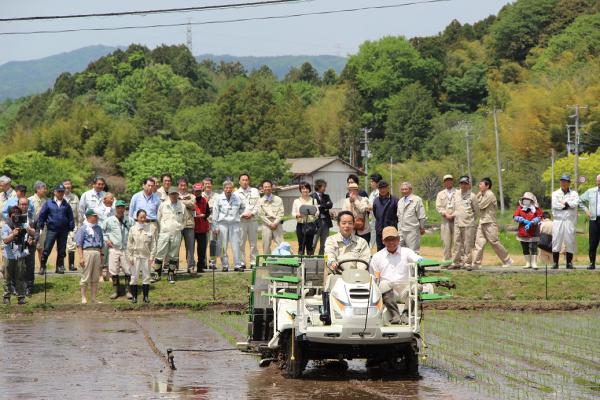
[168,260,177,284]
[566,252,574,269]
[531,254,538,270]
[523,255,531,269]
[109,275,120,299]
[124,275,133,299]
[383,290,402,324]
[131,285,138,303]
[55,263,65,274]
[68,252,76,271]
[319,292,332,325]
[142,284,150,303]
[151,259,162,282]
[552,252,559,269]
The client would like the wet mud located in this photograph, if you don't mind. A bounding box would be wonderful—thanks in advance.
[0,313,476,399]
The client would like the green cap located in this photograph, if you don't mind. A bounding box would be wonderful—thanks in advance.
[85,209,98,217]
[115,200,127,207]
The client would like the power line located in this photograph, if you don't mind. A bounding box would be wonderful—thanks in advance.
[0,0,452,36]
[0,0,310,22]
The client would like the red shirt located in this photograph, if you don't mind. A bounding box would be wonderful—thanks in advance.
[193,196,210,234]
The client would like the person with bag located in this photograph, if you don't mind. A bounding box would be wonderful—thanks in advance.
[311,179,333,255]
[513,192,544,269]
[292,182,319,255]
[342,182,371,243]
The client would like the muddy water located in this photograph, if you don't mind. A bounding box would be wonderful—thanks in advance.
[0,313,476,399]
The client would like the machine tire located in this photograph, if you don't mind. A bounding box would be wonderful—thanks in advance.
[281,330,307,379]
[405,342,419,377]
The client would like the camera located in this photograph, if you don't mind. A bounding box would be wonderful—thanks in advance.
[14,215,27,225]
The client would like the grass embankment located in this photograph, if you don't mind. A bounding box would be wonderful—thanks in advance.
[3,269,600,315]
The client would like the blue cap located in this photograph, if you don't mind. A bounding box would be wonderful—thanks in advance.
[55,183,66,192]
[559,174,571,182]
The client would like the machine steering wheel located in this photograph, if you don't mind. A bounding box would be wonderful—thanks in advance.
[333,258,370,274]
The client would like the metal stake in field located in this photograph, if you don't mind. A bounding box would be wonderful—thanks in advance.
[44,268,47,304]
[545,258,548,301]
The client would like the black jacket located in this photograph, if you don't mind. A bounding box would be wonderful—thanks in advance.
[311,192,333,228]
[373,194,398,233]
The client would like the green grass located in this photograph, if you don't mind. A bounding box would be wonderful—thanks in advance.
[439,271,600,301]
[1,272,251,313]
[2,268,599,314]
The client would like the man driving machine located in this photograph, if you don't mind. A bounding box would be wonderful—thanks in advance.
[369,226,423,324]
[321,211,371,324]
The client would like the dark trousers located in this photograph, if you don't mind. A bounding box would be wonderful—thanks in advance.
[41,230,68,268]
[195,232,208,269]
[376,232,384,251]
[4,258,26,299]
[589,219,600,266]
[357,232,371,244]
[296,223,315,255]
[25,246,35,292]
[520,241,538,255]
[313,221,330,255]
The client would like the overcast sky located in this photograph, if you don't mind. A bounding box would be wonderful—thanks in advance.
[0,0,511,65]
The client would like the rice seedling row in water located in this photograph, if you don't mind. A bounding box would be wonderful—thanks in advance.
[423,311,600,400]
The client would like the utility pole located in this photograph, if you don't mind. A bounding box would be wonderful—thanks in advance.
[567,104,588,191]
[390,157,393,196]
[360,127,372,192]
[492,108,505,213]
[551,149,555,194]
[186,20,193,54]
[456,121,473,183]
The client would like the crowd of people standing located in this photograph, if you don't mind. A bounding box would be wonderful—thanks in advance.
[0,169,598,305]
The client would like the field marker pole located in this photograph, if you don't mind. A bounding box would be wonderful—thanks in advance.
[545,261,548,301]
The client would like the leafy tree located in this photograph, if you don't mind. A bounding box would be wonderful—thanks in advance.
[0,151,91,193]
[121,137,212,194]
[260,88,317,157]
[534,13,600,70]
[215,79,274,153]
[322,68,338,85]
[172,104,221,154]
[218,61,247,79]
[442,63,488,112]
[211,151,291,186]
[542,151,600,195]
[298,62,320,84]
[342,36,442,136]
[305,86,348,155]
[489,0,558,63]
[381,82,438,160]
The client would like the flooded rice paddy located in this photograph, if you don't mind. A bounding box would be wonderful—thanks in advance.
[0,310,598,399]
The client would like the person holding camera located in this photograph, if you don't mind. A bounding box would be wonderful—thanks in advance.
[17,197,37,297]
[2,206,33,304]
